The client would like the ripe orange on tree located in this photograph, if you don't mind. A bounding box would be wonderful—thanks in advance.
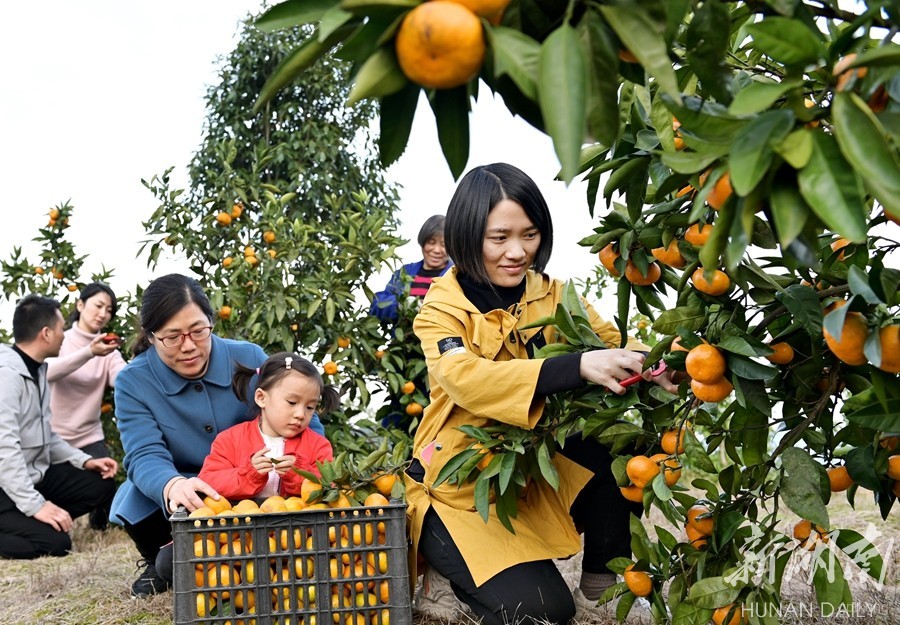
[684,223,713,246]
[685,344,726,384]
[395,1,485,90]
[623,564,652,597]
[66,284,78,292]
[650,453,680,486]
[401,380,415,394]
[823,307,869,366]
[624,261,661,286]
[834,53,868,91]
[447,0,511,19]
[691,267,731,296]
[48,208,60,220]
[218,305,232,320]
[712,604,746,625]
[876,325,900,373]
[830,237,852,260]
[685,524,709,549]
[792,519,829,550]
[222,256,233,268]
[827,465,853,492]
[375,349,385,360]
[765,342,794,365]
[686,505,714,535]
[690,377,733,403]
[661,427,686,455]
[406,401,424,417]
[323,361,338,376]
[337,336,351,348]
[215,211,233,226]
[704,171,733,211]
[887,455,900,480]
[100,402,113,414]
[650,240,686,268]
[263,230,276,243]
[598,243,620,276]
[34,266,44,275]
[620,484,643,502]
[230,202,244,218]
[625,455,659,489]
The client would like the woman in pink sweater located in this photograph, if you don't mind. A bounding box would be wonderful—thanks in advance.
[47,283,127,528]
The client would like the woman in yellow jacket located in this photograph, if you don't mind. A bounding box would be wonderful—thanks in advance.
[405,163,679,624]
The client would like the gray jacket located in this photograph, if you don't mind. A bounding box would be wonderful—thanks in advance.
[0,344,91,516]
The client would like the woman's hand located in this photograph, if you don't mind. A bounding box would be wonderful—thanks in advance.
[89,335,119,357]
[251,448,275,475]
[580,349,648,394]
[168,476,218,513]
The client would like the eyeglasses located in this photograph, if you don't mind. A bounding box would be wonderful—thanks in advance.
[152,326,213,348]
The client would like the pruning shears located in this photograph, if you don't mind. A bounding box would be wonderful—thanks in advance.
[619,362,667,389]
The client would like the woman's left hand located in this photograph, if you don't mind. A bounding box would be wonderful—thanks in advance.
[648,368,681,394]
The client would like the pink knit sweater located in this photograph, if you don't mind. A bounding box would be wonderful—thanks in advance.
[47,326,127,448]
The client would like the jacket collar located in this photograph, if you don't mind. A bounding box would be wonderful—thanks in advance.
[147,334,233,395]
[431,267,552,312]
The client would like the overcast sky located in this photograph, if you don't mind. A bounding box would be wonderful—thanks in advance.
[0,2,619,327]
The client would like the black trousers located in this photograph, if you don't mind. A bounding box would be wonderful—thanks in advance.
[416,434,641,625]
[0,462,116,559]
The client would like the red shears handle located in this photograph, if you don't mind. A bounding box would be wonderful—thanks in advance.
[620,362,667,388]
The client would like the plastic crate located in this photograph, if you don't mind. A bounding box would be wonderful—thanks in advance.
[171,502,411,625]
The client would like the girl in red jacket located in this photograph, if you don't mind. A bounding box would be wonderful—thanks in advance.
[198,352,339,500]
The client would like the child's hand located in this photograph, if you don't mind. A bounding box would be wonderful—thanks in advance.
[272,454,297,475]
[251,448,274,475]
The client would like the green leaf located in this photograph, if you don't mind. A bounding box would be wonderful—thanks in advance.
[489,27,540,101]
[797,133,868,243]
[744,17,824,66]
[537,441,560,490]
[651,306,707,334]
[596,423,644,453]
[347,47,406,105]
[847,265,883,305]
[538,25,587,182]
[729,78,803,116]
[729,110,794,196]
[600,5,681,102]
[813,552,851,612]
[774,285,823,333]
[781,447,829,528]
[833,528,885,582]
[687,577,740,609]
[844,397,900,431]
[832,92,900,219]
[774,128,813,169]
[255,0,340,31]
[429,87,470,180]
[769,179,809,247]
[660,148,727,174]
[379,82,420,166]
[579,10,620,146]
[683,428,716,474]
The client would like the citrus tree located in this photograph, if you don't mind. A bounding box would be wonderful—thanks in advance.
[252,0,900,620]
[139,17,414,453]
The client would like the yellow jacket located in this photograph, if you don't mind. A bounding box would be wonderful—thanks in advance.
[405,268,646,586]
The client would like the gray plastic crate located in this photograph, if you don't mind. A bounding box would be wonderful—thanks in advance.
[171,502,411,625]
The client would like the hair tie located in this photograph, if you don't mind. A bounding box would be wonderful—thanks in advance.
[255,367,260,375]
[285,356,293,370]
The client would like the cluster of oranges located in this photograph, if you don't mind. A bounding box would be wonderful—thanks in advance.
[823,299,900,374]
[619,424,686,502]
[684,342,732,404]
[187,487,397,625]
[394,0,510,90]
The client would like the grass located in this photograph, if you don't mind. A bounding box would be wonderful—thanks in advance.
[0,493,898,625]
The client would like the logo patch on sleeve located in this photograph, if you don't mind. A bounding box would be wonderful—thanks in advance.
[437,336,465,356]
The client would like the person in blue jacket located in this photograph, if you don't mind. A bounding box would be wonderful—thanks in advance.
[110,273,323,597]
[369,215,452,323]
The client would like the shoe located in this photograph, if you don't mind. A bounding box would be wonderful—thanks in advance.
[414,566,471,620]
[573,587,653,624]
[131,559,170,597]
[88,508,108,531]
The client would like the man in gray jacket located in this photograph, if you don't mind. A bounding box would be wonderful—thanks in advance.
[0,294,118,559]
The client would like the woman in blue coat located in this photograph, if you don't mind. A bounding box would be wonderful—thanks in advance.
[110,274,322,597]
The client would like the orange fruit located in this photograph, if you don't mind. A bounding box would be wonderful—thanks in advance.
[300,479,322,505]
[230,202,244,218]
[100,402,113,414]
[222,256,233,268]
[624,261,661,286]
[686,505,714,535]
[685,524,709,549]
[375,349,385,360]
[598,243,621,277]
[324,361,338,375]
[330,492,352,509]
[685,344,727,384]
[623,565,652,597]
[52,268,64,280]
[202,496,232,515]
[337,336,351,348]
[245,255,259,267]
[395,1,485,90]
[765,342,794,365]
[880,436,900,451]
[401,381,415,395]
[705,172,733,211]
[263,230,276,243]
[232,499,260,514]
[712,604,746,625]
[877,325,900,373]
[673,136,686,150]
[661,428,685,455]
[48,208,61,220]
[831,237,851,261]
[823,311,869,366]
[34,267,45,275]
[691,267,731,296]
[792,519,829,550]
[650,453,681,486]
[372,473,397,497]
[446,0,511,18]
[676,185,694,198]
[619,48,639,64]
[405,402,423,417]
[218,305,232,320]
[215,212,233,226]
[887,456,900,480]
[473,443,494,471]
[620,485,643,502]
[670,336,690,352]
[684,223,713,246]
[266,249,276,259]
[827,466,853,492]
[834,53,868,91]
[364,493,390,507]
[690,377,733,403]
[625,455,660,489]
[260,495,288,513]
[893,481,900,498]
[66,284,78,292]
[650,241,686,268]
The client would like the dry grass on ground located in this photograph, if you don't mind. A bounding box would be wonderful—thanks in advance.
[0,493,898,625]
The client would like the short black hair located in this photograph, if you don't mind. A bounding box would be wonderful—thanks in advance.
[444,163,553,284]
[417,215,446,247]
[13,295,62,342]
